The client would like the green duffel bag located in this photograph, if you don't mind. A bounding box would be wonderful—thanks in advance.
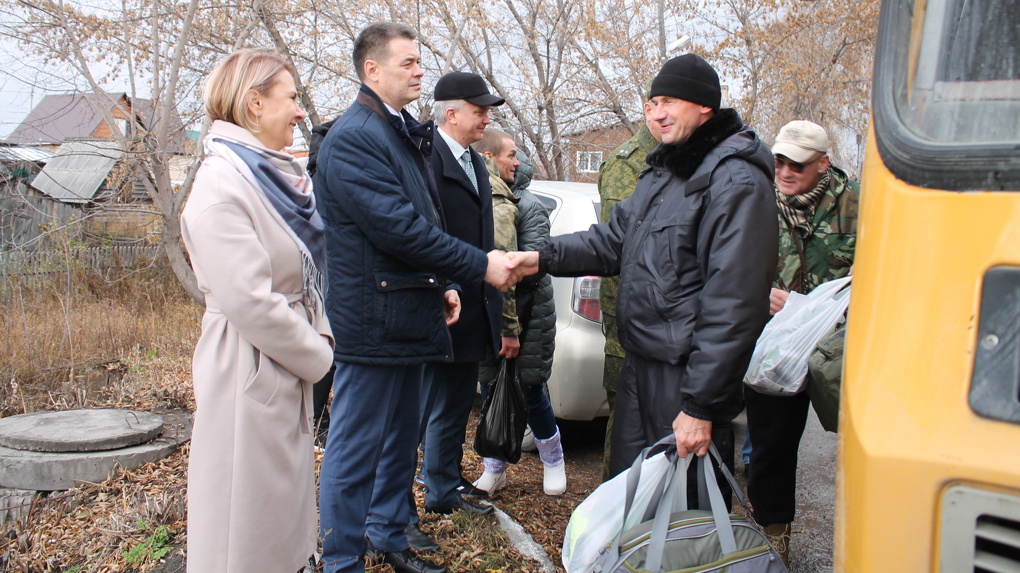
[591,439,788,573]
[807,325,846,433]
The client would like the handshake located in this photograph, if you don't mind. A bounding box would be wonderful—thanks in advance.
[485,250,539,291]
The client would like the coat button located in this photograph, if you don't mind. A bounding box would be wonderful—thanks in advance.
[429,278,435,284]
[381,281,388,287]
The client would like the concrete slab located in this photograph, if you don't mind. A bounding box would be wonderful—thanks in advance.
[0,409,163,452]
[0,488,37,525]
[0,411,191,491]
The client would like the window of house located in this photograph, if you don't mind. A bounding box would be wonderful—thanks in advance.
[576,151,603,173]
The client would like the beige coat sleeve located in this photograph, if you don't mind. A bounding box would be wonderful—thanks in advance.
[182,160,334,383]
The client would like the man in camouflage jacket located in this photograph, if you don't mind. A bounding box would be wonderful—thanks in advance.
[744,120,859,565]
[596,102,660,479]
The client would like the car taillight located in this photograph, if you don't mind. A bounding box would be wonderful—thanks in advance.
[571,276,602,323]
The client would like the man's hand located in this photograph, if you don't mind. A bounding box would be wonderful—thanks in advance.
[485,250,515,290]
[672,411,712,458]
[507,251,540,278]
[499,335,520,358]
[769,288,790,316]
[443,290,461,326]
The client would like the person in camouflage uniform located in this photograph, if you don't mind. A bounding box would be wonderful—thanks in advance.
[744,120,859,566]
[596,101,660,479]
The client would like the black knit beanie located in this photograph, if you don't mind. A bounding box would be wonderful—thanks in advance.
[648,54,721,110]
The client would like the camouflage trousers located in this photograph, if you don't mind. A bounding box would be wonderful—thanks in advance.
[602,354,625,481]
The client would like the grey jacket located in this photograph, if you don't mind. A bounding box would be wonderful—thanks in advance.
[539,109,778,421]
[511,154,555,386]
[480,153,556,386]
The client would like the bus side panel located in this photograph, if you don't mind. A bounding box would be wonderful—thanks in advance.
[836,127,1020,571]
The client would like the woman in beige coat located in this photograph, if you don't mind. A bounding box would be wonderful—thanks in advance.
[181,49,334,573]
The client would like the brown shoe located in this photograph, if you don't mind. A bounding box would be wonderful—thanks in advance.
[763,522,791,567]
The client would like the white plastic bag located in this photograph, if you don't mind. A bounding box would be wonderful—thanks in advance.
[562,446,678,572]
[744,276,852,396]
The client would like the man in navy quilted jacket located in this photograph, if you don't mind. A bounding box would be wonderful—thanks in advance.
[313,22,513,573]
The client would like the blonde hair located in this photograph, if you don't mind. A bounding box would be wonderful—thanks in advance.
[203,48,296,132]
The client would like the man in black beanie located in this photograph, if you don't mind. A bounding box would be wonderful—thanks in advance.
[509,54,778,504]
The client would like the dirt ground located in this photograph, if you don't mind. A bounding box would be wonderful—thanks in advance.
[462,410,610,570]
[143,401,608,573]
[76,399,836,573]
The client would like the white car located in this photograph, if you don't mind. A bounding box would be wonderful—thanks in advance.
[527,180,609,421]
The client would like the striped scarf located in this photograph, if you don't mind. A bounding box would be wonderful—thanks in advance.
[776,172,829,234]
[204,135,327,314]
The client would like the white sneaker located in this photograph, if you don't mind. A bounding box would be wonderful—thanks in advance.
[521,426,537,452]
[473,470,507,495]
[543,462,566,496]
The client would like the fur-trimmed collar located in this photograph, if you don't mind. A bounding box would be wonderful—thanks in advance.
[647,108,744,179]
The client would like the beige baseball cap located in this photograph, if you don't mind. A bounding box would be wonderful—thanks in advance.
[772,120,829,163]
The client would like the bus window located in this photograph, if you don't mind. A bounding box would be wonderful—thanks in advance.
[873,0,1020,189]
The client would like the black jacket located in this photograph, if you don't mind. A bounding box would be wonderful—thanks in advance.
[314,85,487,364]
[539,109,778,420]
[431,133,502,362]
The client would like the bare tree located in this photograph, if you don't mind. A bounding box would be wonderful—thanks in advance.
[0,0,211,300]
[674,0,878,176]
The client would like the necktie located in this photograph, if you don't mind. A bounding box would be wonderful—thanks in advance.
[461,149,478,192]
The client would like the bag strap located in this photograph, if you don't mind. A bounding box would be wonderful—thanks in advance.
[703,446,737,554]
[644,440,743,572]
[644,452,691,572]
[604,436,680,566]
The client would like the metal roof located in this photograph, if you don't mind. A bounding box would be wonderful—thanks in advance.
[4,93,119,146]
[0,145,53,163]
[3,92,190,154]
[30,139,124,203]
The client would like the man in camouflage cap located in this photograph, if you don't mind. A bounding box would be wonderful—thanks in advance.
[743,119,859,566]
[596,100,661,480]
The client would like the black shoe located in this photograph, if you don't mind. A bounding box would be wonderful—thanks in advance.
[381,548,447,573]
[365,539,383,562]
[457,477,489,498]
[405,523,440,552]
[425,495,494,516]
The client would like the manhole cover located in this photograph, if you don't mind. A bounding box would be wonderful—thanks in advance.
[0,409,163,452]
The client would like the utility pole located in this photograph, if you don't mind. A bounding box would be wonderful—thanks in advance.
[658,0,667,60]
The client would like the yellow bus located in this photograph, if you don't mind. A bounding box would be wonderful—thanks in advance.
[837,0,1020,569]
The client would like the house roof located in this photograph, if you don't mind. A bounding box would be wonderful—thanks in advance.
[4,92,190,153]
[30,139,124,203]
[4,93,122,146]
[0,145,53,163]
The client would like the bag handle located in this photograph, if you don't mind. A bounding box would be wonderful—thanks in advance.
[602,436,683,566]
[622,435,683,522]
[643,439,740,573]
[644,451,689,572]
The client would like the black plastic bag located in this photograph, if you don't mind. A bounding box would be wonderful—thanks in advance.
[474,358,528,463]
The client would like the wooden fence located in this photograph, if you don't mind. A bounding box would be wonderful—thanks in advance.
[0,244,164,291]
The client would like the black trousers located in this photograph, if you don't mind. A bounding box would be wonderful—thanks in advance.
[611,353,735,510]
[743,385,811,525]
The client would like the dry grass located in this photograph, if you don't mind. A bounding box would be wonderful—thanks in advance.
[1,446,190,573]
[0,261,201,417]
